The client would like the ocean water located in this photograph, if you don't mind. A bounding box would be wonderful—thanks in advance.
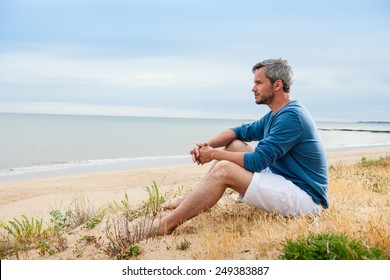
[1,113,390,180]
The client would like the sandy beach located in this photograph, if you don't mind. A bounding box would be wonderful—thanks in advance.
[1,146,389,223]
[1,146,390,260]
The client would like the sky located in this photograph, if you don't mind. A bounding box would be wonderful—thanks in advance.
[0,0,389,121]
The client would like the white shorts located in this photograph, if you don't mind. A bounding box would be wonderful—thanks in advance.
[239,168,321,216]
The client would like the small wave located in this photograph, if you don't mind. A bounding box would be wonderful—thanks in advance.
[0,155,191,177]
[318,128,390,133]
[326,142,390,151]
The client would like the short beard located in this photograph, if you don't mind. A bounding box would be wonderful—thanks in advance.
[256,91,274,105]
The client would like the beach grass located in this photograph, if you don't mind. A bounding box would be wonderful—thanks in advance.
[0,156,389,260]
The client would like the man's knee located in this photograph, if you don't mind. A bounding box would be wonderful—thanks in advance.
[209,160,252,195]
[225,139,253,152]
[209,160,235,182]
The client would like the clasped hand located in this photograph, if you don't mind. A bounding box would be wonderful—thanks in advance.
[190,142,214,165]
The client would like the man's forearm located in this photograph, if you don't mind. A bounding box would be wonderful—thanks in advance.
[211,149,246,168]
[208,129,237,148]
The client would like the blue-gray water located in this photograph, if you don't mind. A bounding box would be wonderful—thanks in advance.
[1,113,390,180]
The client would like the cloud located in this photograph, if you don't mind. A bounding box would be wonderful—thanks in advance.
[0,51,256,118]
[1,49,389,121]
[1,1,390,121]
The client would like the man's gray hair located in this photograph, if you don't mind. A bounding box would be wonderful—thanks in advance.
[252,59,293,93]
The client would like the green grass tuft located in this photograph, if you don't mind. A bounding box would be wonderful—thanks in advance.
[2,215,43,245]
[279,232,388,260]
[144,181,165,216]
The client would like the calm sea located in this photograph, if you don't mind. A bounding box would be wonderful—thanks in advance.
[1,113,390,180]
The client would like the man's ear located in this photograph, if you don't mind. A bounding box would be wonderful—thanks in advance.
[273,79,283,91]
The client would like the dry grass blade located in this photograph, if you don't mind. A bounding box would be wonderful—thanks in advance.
[104,207,161,259]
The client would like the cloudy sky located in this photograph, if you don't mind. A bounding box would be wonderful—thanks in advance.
[0,0,389,121]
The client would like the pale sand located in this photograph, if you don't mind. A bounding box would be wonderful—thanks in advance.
[1,146,389,223]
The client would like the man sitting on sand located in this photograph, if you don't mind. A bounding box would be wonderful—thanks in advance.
[151,58,329,236]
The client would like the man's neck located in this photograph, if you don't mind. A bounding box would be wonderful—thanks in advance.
[269,94,292,115]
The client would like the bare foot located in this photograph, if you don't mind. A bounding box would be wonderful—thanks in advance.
[161,196,186,210]
[144,219,172,239]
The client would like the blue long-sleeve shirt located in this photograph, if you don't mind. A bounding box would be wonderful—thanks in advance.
[231,101,329,208]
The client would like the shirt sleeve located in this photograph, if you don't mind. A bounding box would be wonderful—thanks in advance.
[243,111,304,172]
[231,119,265,142]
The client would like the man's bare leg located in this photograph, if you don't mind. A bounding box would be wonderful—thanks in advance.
[150,159,254,236]
[161,140,254,210]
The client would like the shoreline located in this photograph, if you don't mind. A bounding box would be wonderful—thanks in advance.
[2,144,390,183]
[0,146,389,223]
